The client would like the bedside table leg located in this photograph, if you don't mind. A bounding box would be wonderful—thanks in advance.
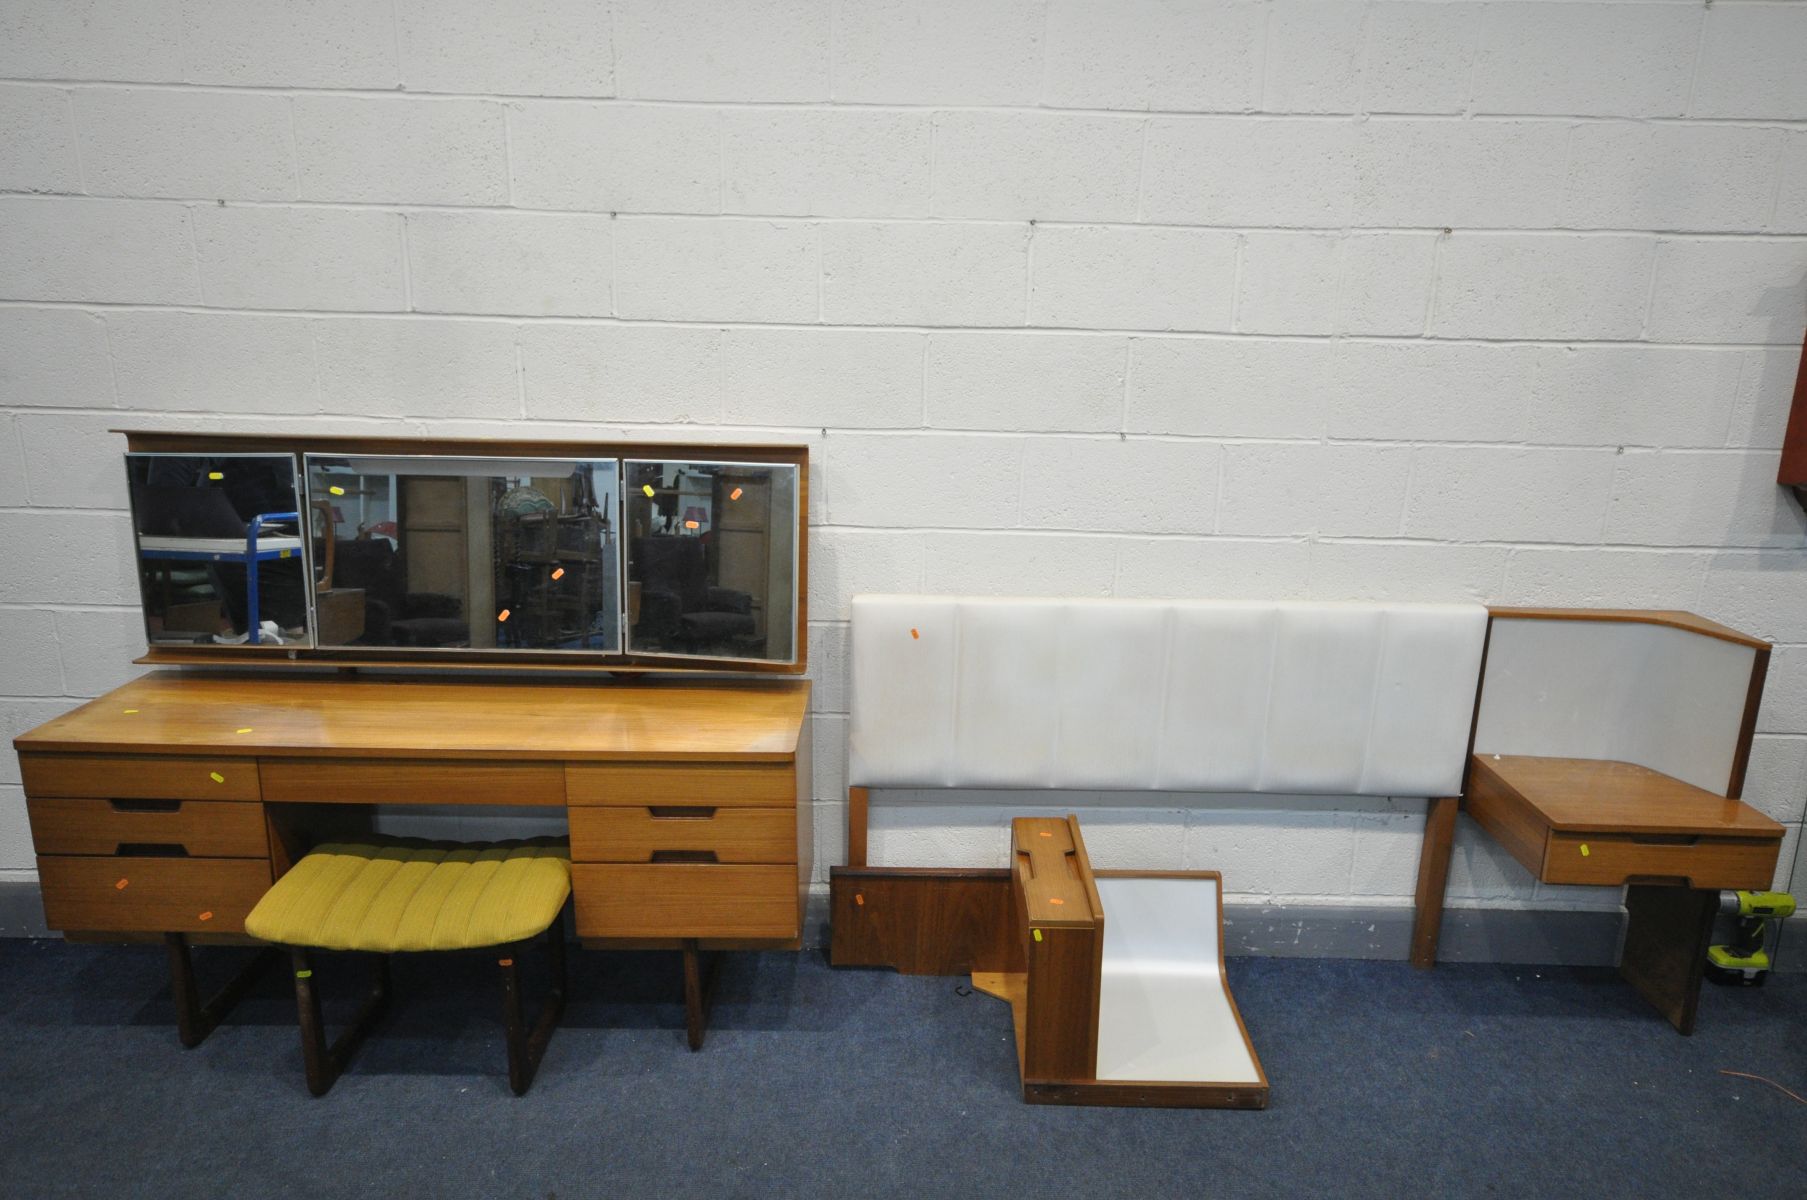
[1409,797,1460,969]
[1619,885,1717,1035]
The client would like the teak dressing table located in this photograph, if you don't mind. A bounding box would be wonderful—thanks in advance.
[15,433,814,1050]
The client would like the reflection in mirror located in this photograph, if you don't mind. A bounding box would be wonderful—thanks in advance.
[126,453,311,648]
[623,460,798,663]
[305,456,620,653]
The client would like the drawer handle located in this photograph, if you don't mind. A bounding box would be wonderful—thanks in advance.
[116,842,190,858]
[651,850,719,864]
[648,806,717,820]
[1628,835,1700,847]
[109,798,182,813]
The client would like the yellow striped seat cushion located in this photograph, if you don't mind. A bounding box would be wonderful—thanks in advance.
[245,838,571,952]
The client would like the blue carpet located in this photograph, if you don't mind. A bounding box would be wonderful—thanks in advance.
[0,938,1802,1199]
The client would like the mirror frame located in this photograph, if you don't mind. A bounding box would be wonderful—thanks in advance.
[116,431,809,675]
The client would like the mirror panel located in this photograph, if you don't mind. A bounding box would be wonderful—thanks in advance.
[126,452,313,649]
[623,459,799,664]
[305,455,620,653]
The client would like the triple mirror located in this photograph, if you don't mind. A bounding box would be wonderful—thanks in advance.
[124,443,803,669]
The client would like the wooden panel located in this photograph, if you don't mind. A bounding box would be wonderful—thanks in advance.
[1486,607,1769,651]
[1473,755,1782,837]
[828,867,1020,975]
[19,753,260,802]
[16,674,808,761]
[1777,326,1807,487]
[27,798,269,858]
[37,856,272,934]
[1542,832,1779,890]
[566,762,793,806]
[1619,884,1718,1035]
[1022,1080,1269,1110]
[571,864,798,938]
[259,758,564,806]
[569,805,794,863]
[1014,817,1103,1084]
[1463,759,1550,877]
[1012,815,1103,929]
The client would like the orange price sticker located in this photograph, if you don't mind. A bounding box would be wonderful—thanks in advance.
[855,893,865,907]
[498,958,514,968]
[551,567,565,580]
[497,609,511,622]
[1048,897,1065,906]
[1038,831,1052,838]
[198,911,213,922]
[909,628,919,640]
[684,519,699,530]
[730,487,743,501]
[115,878,129,890]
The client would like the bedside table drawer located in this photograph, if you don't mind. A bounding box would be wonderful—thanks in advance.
[570,805,794,864]
[20,753,261,802]
[1542,832,1780,890]
[572,864,797,939]
[37,856,272,935]
[27,797,269,859]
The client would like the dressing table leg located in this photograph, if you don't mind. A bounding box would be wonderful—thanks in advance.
[682,939,718,1051]
[165,933,277,1048]
[1409,796,1460,969]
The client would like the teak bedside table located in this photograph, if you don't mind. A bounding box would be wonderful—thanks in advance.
[1465,753,1783,1034]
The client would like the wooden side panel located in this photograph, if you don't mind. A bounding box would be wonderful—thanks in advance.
[1023,924,1102,1083]
[828,867,1019,975]
[260,759,564,806]
[1462,757,1547,876]
[1619,884,1718,1035]
[571,864,798,939]
[21,753,261,801]
[27,798,270,858]
[37,856,272,935]
[567,763,794,806]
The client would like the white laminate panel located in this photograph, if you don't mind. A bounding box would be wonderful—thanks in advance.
[848,595,959,787]
[1261,606,1385,793]
[1360,605,1490,797]
[1053,603,1166,790]
[1094,875,1262,1085]
[1157,603,1277,791]
[1474,619,1755,794]
[952,599,1063,788]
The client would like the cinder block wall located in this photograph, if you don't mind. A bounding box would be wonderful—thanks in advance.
[2,1,1805,921]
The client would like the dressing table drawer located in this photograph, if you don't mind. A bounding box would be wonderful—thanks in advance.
[571,864,798,939]
[260,758,565,806]
[567,763,793,807]
[570,805,794,864]
[1542,831,1780,890]
[20,753,261,802]
[27,797,269,859]
[37,856,272,934]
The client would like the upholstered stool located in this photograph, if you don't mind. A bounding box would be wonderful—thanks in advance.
[245,837,571,1096]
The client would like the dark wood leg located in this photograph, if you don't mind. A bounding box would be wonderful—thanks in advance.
[291,948,390,1096]
[164,933,277,1048]
[682,938,719,1052]
[1409,797,1460,969]
[1619,884,1718,1035]
[500,914,567,1096]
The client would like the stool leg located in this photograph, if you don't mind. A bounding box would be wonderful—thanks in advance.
[291,949,391,1097]
[165,933,277,1048]
[500,916,568,1096]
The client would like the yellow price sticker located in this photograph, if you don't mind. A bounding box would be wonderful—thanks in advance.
[236,727,253,734]
[279,548,291,558]
[329,486,345,496]
[207,471,224,481]
[1579,843,1590,857]
[209,771,225,784]
[1032,929,1043,943]
[642,484,655,497]
[123,708,139,714]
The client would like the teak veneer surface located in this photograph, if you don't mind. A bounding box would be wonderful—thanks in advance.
[1471,755,1784,838]
[1485,607,1770,651]
[14,673,810,761]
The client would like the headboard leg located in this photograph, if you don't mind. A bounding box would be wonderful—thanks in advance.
[1410,796,1460,969]
[847,786,869,869]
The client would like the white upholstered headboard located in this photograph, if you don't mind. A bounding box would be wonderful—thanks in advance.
[848,596,1489,799]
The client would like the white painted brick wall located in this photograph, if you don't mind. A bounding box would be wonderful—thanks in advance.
[1,1,1804,923]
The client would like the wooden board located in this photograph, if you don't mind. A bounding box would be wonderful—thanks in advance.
[260,758,565,806]
[1471,756,1783,837]
[571,864,798,939]
[569,805,794,863]
[27,798,270,858]
[20,753,261,801]
[828,867,1019,976]
[37,856,272,935]
[14,673,809,762]
[566,762,795,806]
